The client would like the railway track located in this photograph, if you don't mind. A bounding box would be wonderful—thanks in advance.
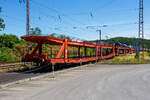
[0,62,35,74]
[0,62,31,67]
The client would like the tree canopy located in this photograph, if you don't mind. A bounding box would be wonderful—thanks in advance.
[104,37,150,48]
[30,27,42,36]
[0,34,20,48]
[0,7,5,31]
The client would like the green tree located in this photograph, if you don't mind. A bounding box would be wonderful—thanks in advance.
[103,37,150,49]
[30,27,42,36]
[0,34,26,62]
[0,34,20,48]
[57,35,72,40]
[0,7,5,31]
[0,47,19,62]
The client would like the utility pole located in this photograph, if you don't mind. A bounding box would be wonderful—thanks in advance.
[97,30,101,45]
[136,0,144,58]
[26,0,30,54]
[87,25,107,45]
[26,0,30,36]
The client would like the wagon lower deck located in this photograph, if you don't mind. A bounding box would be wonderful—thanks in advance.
[21,36,136,65]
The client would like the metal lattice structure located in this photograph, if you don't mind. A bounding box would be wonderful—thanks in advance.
[139,0,144,38]
[136,0,144,58]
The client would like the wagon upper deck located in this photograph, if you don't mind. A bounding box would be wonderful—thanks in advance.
[21,36,135,64]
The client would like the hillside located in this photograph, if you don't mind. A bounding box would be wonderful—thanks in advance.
[94,37,150,48]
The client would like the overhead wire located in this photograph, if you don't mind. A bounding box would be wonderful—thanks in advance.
[30,0,95,38]
[93,0,118,12]
[31,0,90,29]
[1,14,25,23]
[30,0,138,40]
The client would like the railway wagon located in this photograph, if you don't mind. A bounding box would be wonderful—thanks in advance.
[21,36,136,65]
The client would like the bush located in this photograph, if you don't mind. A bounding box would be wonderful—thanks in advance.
[0,34,20,48]
[0,47,20,62]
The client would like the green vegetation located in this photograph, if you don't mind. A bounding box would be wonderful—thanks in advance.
[0,47,19,62]
[0,8,23,62]
[93,37,150,49]
[0,34,27,62]
[104,37,150,49]
[49,33,72,40]
[0,7,5,31]
[102,52,150,64]
[30,27,42,36]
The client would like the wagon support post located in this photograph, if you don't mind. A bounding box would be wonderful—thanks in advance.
[31,44,41,54]
[95,46,98,62]
[39,43,42,54]
[113,47,115,56]
[64,38,68,63]
[101,47,103,59]
[84,47,87,57]
[117,47,120,56]
[78,46,81,58]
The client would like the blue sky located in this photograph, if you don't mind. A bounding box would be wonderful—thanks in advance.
[0,0,150,40]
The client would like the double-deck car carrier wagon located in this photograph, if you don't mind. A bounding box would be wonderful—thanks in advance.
[21,36,136,65]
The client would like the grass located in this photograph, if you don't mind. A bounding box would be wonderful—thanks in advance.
[100,52,150,64]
